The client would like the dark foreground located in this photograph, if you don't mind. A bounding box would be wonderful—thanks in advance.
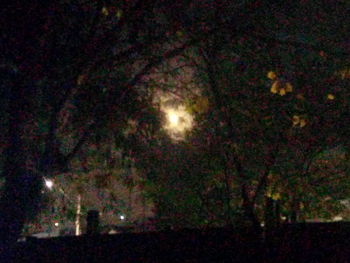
[10,223,350,262]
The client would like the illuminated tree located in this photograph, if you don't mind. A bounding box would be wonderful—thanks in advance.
[0,0,206,250]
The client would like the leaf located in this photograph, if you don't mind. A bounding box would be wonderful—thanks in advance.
[271,81,279,94]
[338,68,350,79]
[267,71,277,80]
[285,82,293,92]
[299,119,307,127]
[327,94,335,100]
[292,115,307,127]
[279,88,286,96]
[101,7,109,16]
[270,86,278,94]
[272,192,281,200]
[292,115,300,126]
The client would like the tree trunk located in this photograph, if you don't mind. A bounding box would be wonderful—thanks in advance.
[290,196,299,223]
[0,169,42,259]
[0,78,43,258]
[241,185,262,235]
[265,197,275,229]
[223,167,233,225]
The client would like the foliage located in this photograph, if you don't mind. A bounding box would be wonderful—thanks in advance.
[1,0,349,247]
[180,0,350,227]
[0,0,208,246]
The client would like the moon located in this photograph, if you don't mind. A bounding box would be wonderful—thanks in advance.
[168,112,179,126]
[163,106,192,140]
[155,93,193,140]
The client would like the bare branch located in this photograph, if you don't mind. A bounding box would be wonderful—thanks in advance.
[64,121,95,164]
[250,32,348,58]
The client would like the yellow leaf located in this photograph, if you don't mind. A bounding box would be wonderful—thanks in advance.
[272,193,281,200]
[292,115,300,126]
[327,94,335,100]
[285,82,293,92]
[299,119,307,127]
[271,81,279,94]
[338,68,350,79]
[267,71,277,80]
[102,6,109,16]
[270,86,277,94]
[279,88,286,96]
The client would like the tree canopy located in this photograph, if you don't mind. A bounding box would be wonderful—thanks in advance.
[0,0,349,253]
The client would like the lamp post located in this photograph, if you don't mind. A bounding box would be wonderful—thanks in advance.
[43,177,82,236]
[75,194,81,235]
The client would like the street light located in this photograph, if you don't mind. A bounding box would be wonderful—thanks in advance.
[45,179,54,189]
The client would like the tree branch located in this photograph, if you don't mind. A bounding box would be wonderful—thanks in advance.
[250,32,348,58]
[64,121,95,164]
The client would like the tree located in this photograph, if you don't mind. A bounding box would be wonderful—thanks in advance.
[0,0,207,253]
[182,0,349,232]
[272,145,350,222]
[23,138,155,236]
[1,0,349,254]
[121,0,349,233]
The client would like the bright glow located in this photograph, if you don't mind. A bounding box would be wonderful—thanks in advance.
[54,222,59,227]
[120,215,125,220]
[333,216,343,221]
[168,112,179,125]
[109,229,117,235]
[45,179,53,189]
[154,92,194,140]
[163,106,193,139]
